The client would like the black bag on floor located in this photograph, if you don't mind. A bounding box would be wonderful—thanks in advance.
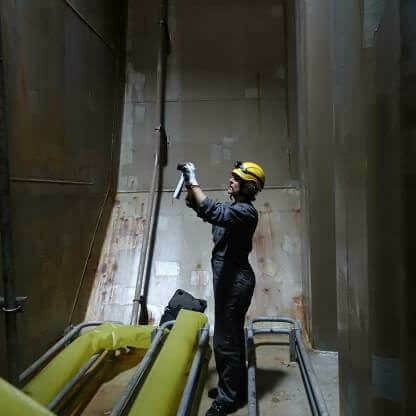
[159,289,207,325]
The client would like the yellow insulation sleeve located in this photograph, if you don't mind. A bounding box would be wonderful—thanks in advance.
[23,323,154,406]
[0,378,56,416]
[129,309,208,416]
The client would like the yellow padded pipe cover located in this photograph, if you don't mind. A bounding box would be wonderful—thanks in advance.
[23,323,154,406]
[129,309,208,416]
[0,378,55,416]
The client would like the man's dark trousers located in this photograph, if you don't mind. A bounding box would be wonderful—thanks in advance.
[212,257,255,411]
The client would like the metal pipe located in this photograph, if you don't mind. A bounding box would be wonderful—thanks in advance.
[110,320,174,416]
[10,177,93,186]
[295,328,329,416]
[19,321,103,384]
[0,15,20,385]
[47,352,103,410]
[246,327,257,416]
[135,150,160,325]
[296,344,319,416]
[176,326,209,416]
[131,152,159,325]
[131,0,169,325]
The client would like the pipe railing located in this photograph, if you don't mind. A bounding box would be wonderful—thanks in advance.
[176,326,210,416]
[246,316,329,416]
[47,351,106,411]
[19,321,104,384]
[111,321,210,416]
[110,320,175,416]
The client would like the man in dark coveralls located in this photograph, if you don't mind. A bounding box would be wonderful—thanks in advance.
[181,161,266,416]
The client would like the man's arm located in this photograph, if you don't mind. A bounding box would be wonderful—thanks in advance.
[186,185,206,208]
[181,162,207,208]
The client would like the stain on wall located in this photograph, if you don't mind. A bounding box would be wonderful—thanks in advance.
[86,0,303,331]
[0,0,125,376]
[87,189,303,330]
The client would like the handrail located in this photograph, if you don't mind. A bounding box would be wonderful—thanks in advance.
[19,321,104,384]
[246,317,330,416]
[176,325,210,416]
[110,320,175,416]
[47,351,105,411]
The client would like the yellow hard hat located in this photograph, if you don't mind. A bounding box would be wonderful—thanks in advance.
[232,161,266,190]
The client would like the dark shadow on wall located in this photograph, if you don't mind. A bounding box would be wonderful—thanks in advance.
[0,0,127,378]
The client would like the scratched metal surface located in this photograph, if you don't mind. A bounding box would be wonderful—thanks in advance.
[87,0,303,329]
[0,0,124,376]
[119,0,296,192]
[86,188,303,329]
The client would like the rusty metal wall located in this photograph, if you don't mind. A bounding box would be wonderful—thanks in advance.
[87,0,304,330]
[86,189,302,328]
[297,0,337,350]
[0,0,125,376]
[119,0,298,192]
[333,0,416,414]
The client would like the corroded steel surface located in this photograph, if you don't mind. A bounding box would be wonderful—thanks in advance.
[86,189,303,330]
[0,0,124,376]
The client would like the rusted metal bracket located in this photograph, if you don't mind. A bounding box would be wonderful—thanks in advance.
[0,296,27,313]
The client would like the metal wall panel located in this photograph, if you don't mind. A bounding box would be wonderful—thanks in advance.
[87,0,304,332]
[119,0,297,192]
[300,0,337,350]
[0,0,124,376]
[86,189,303,329]
[333,0,412,414]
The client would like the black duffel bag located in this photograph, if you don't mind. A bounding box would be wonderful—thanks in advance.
[159,289,207,325]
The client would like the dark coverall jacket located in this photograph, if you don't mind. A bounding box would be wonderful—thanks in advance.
[195,197,258,410]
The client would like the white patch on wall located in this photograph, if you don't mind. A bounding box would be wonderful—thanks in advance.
[147,304,164,325]
[271,4,284,18]
[108,286,136,305]
[282,235,300,255]
[223,148,231,161]
[245,87,259,99]
[190,270,210,286]
[134,104,145,124]
[158,216,168,231]
[125,63,146,103]
[155,261,180,276]
[120,106,134,165]
[119,104,145,169]
[371,355,401,401]
[223,136,238,146]
[274,64,286,80]
[150,276,179,307]
[284,188,300,196]
[210,144,223,164]
[363,0,387,48]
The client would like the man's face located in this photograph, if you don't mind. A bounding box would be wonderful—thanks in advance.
[227,174,241,197]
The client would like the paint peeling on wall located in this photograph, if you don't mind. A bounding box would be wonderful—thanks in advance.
[245,87,259,99]
[125,62,146,103]
[155,261,180,276]
[86,190,303,330]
